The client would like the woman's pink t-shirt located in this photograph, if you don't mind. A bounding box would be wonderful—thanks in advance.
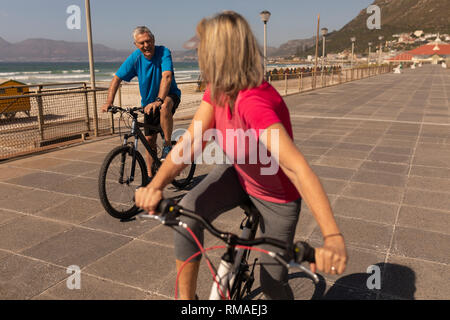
[202,81,300,203]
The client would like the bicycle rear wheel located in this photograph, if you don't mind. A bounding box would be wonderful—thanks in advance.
[150,139,196,189]
[98,145,148,219]
[171,162,196,189]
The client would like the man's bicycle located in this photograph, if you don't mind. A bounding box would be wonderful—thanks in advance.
[98,106,196,220]
[138,198,319,300]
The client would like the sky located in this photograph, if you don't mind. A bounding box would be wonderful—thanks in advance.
[0,0,374,51]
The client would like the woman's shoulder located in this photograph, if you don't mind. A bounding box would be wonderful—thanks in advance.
[239,81,283,107]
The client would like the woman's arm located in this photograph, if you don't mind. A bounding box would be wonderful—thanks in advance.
[135,100,215,214]
[260,122,348,275]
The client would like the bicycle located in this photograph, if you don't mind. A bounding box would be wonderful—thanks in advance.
[138,198,319,300]
[98,105,196,220]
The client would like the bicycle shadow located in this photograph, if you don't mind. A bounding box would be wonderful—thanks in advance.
[246,262,416,300]
[322,263,416,300]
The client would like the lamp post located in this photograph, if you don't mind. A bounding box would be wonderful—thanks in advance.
[350,37,356,69]
[368,42,372,65]
[321,28,328,72]
[260,10,271,80]
[85,0,98,137]
[378,36,384,65]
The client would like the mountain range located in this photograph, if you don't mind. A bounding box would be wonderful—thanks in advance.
[1,0,448,62]
[0,37,131,62]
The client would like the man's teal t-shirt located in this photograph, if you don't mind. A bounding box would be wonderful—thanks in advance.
[115,46,181,107]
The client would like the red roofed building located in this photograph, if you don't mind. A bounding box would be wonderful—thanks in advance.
[390,37,450,64]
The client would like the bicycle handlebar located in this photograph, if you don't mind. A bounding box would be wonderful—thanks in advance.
[107,105,160,115]
[144,198,316,265]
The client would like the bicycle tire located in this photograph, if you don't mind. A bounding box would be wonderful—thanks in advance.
[98,145,148,219]
[150,139,196,189]
[171,162,196,189]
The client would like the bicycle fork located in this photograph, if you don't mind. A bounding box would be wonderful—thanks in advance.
[118,129,139,185]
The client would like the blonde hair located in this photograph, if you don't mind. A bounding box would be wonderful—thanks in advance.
[197,11,264,108]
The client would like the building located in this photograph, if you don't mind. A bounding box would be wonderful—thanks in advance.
[389,38,450,64]
[0,79,31,119]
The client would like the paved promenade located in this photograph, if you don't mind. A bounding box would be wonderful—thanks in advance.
[0,65,448,300]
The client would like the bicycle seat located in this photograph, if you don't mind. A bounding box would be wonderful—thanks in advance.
[239,198,260,218]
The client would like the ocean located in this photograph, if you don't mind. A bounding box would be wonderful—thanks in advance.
[0,61,201,84]
[0,61,315,85]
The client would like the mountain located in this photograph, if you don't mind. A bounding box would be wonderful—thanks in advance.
[319,0,450,54]
[269,37,316,57]
[0,38,131,62]
[0,37,11,49]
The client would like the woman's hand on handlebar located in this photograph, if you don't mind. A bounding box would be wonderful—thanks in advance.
[311,235,347,275]
[135,185,163,215]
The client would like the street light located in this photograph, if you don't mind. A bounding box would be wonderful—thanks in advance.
[321,28,328,72]
[378,36,384,65]
[350,37,356,69]
[368,42,372,65]
[260,10,271,80]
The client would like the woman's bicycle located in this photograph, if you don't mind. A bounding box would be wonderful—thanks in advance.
[138,197,319,300]
[98,106,196,220]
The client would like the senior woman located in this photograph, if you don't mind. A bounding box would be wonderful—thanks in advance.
[135,11,347,300]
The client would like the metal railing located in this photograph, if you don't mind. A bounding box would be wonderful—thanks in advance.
[267,65,393,96]
[0,82,109,160]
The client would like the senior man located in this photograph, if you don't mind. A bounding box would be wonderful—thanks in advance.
[102,26,181,175]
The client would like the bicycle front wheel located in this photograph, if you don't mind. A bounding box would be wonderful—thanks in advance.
[98,145,148,219]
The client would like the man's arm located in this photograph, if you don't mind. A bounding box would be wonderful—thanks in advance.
[101,75,122,112]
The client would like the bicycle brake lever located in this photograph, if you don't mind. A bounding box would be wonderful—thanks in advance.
[288,261,320,284]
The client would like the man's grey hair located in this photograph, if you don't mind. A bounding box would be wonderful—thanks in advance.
[133,26,155,41]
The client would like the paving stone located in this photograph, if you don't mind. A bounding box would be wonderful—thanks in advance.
[352,170,407,187]
[22,227,131,268]
[332,197,399,224]
[0,209,22,226]
[310,165,355,181]
[397,206,450,235]
[403,189,450,211]
[33,274,149,300]
[407,176,450,193]
[82,213,160,237]
[360,161,409,175]
[315,157,363,169]
[0,166,36,181]
[409,165,450,179]
[367,152,411,164]
[0,216,72,252]
[36,197,104,224]
[0,254,67,299]
[342,182,404,204]
[0,188,71,215]
[310,216,393,252]
[391,227,450,264]
[83,240,175,292]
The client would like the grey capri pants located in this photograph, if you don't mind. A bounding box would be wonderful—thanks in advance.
[174,164,301,300]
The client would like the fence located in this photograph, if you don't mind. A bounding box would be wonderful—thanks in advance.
[268,64,393,96]
[0,82,109,160]
[0,65,392,160]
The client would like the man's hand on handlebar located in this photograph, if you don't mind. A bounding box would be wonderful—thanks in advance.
[101,103,113,113]
[144,101,162,115]
[135,186,163,215]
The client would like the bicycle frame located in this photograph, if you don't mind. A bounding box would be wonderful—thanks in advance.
[119,109,161,184]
